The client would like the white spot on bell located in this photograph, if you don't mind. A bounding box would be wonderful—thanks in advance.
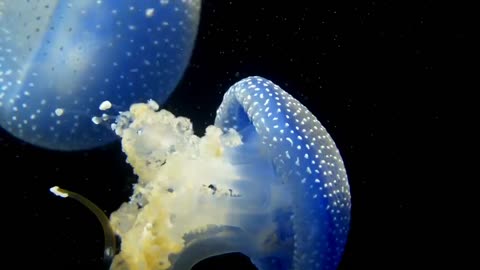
[54,108,64,116]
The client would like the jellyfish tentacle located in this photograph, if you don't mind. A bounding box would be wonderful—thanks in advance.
[49,186,117,264]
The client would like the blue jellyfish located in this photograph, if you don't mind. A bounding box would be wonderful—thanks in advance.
[0,0,201,150]
[51,76,350,270]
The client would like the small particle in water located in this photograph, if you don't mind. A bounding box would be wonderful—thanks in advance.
[91,116,102,125]
[99,100,112,111]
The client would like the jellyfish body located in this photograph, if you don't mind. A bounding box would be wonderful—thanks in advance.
[0,0,201,150]
[108,76,350,270]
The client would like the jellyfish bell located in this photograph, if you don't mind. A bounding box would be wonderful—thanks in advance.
[0,0,201,151]
[50,76,351,270]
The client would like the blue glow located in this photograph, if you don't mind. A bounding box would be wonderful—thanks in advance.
[0,0,201,150]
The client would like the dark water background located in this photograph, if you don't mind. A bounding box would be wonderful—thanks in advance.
[0,1,467,269]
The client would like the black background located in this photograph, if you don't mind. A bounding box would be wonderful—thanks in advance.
[0,1,467,270]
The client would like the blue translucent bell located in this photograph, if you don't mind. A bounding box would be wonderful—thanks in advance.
[0,0,201,150]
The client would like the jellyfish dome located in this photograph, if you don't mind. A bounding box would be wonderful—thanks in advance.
[0,0,201,150]
[108,76,351,270]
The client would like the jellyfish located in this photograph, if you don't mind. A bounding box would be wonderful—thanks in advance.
[51,76,351,269]
[0,0,201,150]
